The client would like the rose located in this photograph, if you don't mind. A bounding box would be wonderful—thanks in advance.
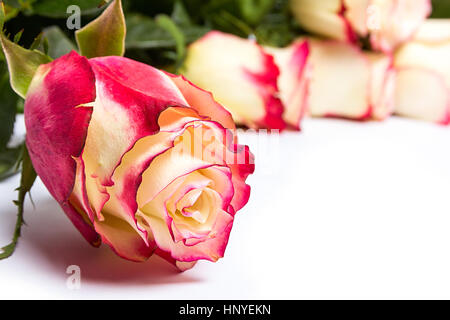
[290,0,431,53]
[265,40,310,130]
[270,38,395,121]
[24,51,255,270]
[394,19,450,124]
[306,39,395,120]
[182,31,286,130]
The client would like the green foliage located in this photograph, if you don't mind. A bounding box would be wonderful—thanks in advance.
[125,13,176,50]
[31,0,103,18]
[126,2,209,51]
[125,1,209,70]
[76,0,126,58]
[43,26,77,59]
[0,146,37,260]
[0,145,21,181]
[431,0,450,18]
[0,59,17,152]
[238,0,275,26]
[254,0,298,47]
[155,14,185,69]
[0,31,52,98]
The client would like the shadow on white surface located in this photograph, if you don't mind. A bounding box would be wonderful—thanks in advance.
[20,198,202,286]
[2,117,450,298]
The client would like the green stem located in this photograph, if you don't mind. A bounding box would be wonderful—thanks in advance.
[0,145,36,260]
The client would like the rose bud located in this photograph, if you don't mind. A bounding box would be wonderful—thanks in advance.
[24,51,255,270]
[306,39,395,120]
[265,40,310,130]
[182,31,286,130]
[289,0,431,53]
[394,19,450,124]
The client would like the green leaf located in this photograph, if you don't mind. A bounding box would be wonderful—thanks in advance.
[0,60,18,151]
[0,145,21,181]
[172,0,192,27]
[125,13,209,50]
[0,145,37,260]
[431,0,450,18]
[43,26,77,59]
[3,0,34,10]
[76,0,126,58]
[126,14,174,49]
[2,0,22,9]
[254,0,299,47]
[2,1,33,19]
[0,33,52,98]
[31,0,103,18]
[155,14,185,68]
[0,4,52,98]
[237,0,275,26]
[211,10,253,38]
[15,98,24,114]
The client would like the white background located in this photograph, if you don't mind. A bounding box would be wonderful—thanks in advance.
[1,116,450,299]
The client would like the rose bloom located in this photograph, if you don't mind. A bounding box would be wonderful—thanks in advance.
[394,19,450,124]
[182,31,286,130]
[272,38,395,121]
[24,51,255,270]
[290,0,431,53]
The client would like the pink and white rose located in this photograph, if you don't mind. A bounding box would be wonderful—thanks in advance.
[24,51,255,270]
[295,38,395,120]
[290,0,431,53]
[394,19,450,124]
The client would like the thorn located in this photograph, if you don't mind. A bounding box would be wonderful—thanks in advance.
[28,192,35,209]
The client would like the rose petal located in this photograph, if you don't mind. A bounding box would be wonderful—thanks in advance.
[307,39,371,120]
[367,52,396,120]
[290,0,357,42]
[394,68,450,124]
[266,40,310,130]
[25,51,99,245]
[369,0,431,53]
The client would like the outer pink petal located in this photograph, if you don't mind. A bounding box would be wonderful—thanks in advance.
[228,144,255,212]
[25,51,100,245]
